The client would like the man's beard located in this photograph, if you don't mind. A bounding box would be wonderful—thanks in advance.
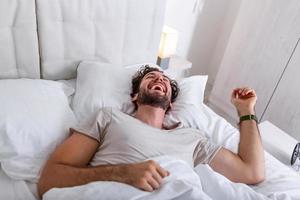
[137,89,170,110]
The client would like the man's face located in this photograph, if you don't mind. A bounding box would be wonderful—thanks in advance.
[133,71,173,110]
[141,71,172,100]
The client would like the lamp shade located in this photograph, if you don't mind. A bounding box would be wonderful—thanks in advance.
[158,26,178,58]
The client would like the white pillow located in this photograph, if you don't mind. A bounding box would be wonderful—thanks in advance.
[175,75,207,106]
[72,61,208,126]
[0,79,77,182]
[72,62,136,124]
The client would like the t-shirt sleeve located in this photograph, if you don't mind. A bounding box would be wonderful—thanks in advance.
[193,136,222,166]
[70,107,112,143]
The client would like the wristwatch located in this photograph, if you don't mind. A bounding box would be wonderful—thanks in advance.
[239,114,258,124]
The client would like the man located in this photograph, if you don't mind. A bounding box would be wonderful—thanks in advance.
[38,66,265,197]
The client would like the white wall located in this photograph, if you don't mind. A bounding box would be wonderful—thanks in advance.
[210,0,300,137]
[163,0,241,86]
[205,0,241,86]
[163,0,201,58]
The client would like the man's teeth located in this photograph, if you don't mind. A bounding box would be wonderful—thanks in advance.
[152,85,164,92]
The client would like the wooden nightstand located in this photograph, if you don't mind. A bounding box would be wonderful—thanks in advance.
[259,121,299,172]
[164,55,192,80]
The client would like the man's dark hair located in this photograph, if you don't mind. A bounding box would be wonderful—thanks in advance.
[131,65,179,109]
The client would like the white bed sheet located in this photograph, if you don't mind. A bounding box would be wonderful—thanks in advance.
[0,165,37,200]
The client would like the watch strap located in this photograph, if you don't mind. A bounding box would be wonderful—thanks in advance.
[239,114,258,123]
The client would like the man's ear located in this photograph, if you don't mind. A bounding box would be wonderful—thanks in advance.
[166,102,173,113]
[169,102,173,110]
[132,93,138,102]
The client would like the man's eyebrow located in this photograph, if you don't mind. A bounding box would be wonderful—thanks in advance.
[145,72,155,76]
[145,71,169,80]
[145,72,160,77]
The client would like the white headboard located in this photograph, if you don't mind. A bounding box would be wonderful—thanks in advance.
[0,0,166,80]
[37,0,166,80]
[0,0,40,79]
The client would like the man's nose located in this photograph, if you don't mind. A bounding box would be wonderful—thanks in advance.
[155,75,164,82]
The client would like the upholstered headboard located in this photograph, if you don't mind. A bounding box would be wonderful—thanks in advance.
[0,0,166,80]
[0,0,40,79]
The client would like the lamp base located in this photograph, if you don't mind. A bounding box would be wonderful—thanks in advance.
[156,56,170,70]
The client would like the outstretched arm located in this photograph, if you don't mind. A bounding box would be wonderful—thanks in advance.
[38,132,169,198]
[209,87,265,184]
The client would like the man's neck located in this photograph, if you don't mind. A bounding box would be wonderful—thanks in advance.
[134,105,166,129]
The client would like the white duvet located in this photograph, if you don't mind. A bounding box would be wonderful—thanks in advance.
[42,156,291,200]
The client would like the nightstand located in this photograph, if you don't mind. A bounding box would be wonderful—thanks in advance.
[164,55,192,80]
[259,121,299,172]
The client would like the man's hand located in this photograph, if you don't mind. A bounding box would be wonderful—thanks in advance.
[231,87,257,116]
[117,160,170,192]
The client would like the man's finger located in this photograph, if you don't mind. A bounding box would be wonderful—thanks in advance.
[151,170,163,185]
[245,89,255,95]
[156,165,169,178]
[147,176,160,190]
[238,88,244,94]
[242,87,255,95]
[241,87,249,95]
[231,89,239,99]
[233,88,241,94]
[142,181,154,192]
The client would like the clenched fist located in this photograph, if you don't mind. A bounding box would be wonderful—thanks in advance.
[231,87,257,116]
[117,160,170,192]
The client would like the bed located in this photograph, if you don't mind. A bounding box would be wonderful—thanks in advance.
[0,0,299,199]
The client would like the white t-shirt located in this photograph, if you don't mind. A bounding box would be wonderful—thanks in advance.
[71,107,221,167]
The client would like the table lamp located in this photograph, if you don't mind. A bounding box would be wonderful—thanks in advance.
[157,26,178,69]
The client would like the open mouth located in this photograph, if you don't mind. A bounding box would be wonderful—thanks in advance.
[149,83,166,93]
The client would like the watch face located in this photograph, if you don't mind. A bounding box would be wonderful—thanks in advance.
[291,143,300,166]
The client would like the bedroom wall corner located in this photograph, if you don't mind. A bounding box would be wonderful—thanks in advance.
[163,0,242,85]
